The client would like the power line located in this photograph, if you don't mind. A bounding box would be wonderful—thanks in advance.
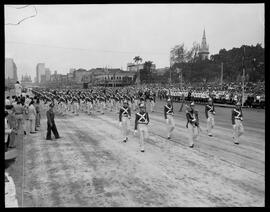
[5,40,169,55]
[5,5,37,26]
[6,5,30,9]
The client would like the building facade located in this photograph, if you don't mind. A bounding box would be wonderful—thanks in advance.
[91,69,136,87]
[5,58,18,81]
[198,29,209,60]
[36,63,46,83]
[45,68,51,81]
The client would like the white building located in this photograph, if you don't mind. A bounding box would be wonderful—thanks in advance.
[69,68,76,74]
[45,68,51,81]
[5,58,17,80]
[127,62,156,72]
[36,63,45,83]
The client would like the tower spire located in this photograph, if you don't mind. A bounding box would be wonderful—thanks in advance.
[198,28,209,60]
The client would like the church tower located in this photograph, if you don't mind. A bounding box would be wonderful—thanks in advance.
[198,29,209,60]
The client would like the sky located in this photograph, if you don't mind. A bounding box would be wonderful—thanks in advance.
[5,4,264,81]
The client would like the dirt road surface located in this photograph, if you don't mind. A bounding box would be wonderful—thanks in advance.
[7,100,265,207]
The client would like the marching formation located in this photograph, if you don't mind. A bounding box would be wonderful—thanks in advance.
[31,86,245,152]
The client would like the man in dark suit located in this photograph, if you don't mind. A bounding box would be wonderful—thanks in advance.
[46,103,60,140]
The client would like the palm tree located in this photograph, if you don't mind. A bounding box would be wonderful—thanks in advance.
[143,61,153,83]
[133,56,142,86]
[133,56,142,64]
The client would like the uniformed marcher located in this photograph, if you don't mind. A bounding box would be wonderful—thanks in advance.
[134,103,150,152]
[186,102,199,148]
[119,100,131,143]
[164,98,175,139]
[72,96,79,116]
[149,93,155,112]
[46,103,60,140]
[232,102,244,144]
[205,98,215,137]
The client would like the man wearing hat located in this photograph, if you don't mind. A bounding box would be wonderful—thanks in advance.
[134,103,150,152]
[232,102,244,144]
[119,100,131,143]
[46,103,60,140]
[186,102,199,148]
[164,98,175,139]
[205,98,216,137]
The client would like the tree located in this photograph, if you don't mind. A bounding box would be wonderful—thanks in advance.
[133,56,142,64]
[141,61,153,83]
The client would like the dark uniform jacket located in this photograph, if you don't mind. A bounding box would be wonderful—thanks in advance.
[164,104,174,119]
[135,112,149,130]
[119,106,131,122]
[186,110,199,128]
[231,108,243,125]
[205,104,215,119]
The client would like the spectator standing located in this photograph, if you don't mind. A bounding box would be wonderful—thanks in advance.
[35,98,41,129]
[28,101,37,134]
[5,96,11,106]
[6,106,17,148]
[12,99,25,135]
[14,81,22,97]
[46,103,60,140]
[5,111,12,152]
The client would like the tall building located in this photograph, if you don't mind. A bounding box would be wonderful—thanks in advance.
[45,68,51,81]
[5,58,18,81]
[127,62,156,72]
[21,74,32,82]
[36,63,45,83]
[198,29,209,60]
[69,68,76,74]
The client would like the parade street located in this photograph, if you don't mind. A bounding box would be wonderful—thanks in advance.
[8,100,264,207]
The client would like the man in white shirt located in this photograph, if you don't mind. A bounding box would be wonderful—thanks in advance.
[5,96,11,106]
[14,81,22,97]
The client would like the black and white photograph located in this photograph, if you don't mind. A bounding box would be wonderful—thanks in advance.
[4,3,265,207]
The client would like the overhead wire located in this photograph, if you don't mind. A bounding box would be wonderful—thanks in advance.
[5,5,37,26]
[5,40,169,55]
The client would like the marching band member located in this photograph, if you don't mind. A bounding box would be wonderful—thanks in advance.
[205,98,215,137]
[149,92,155,112]
[134,103,150,152]
[186,102,199,148]
[232,102,244,144]
[99,94,105,114]
[119,100,131,143]
[72,96,79,116]
[164,98,175,139]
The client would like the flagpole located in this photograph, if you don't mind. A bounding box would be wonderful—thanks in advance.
[242,46,245,107]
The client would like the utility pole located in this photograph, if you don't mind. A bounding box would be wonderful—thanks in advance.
[220,62,223,85]
[241,46,245,107]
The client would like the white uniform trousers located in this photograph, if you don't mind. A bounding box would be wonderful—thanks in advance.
[188,124,199,146]
[233,119,244,143]
[121,117,130,140]
[150,100,155,112]
[134,99,139,111]
[74,102,79,115]
[29,117,36,132]
[166,114,175,137]
[138,124,148,150]
[207,113,215,136]
[87,102,92,115]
